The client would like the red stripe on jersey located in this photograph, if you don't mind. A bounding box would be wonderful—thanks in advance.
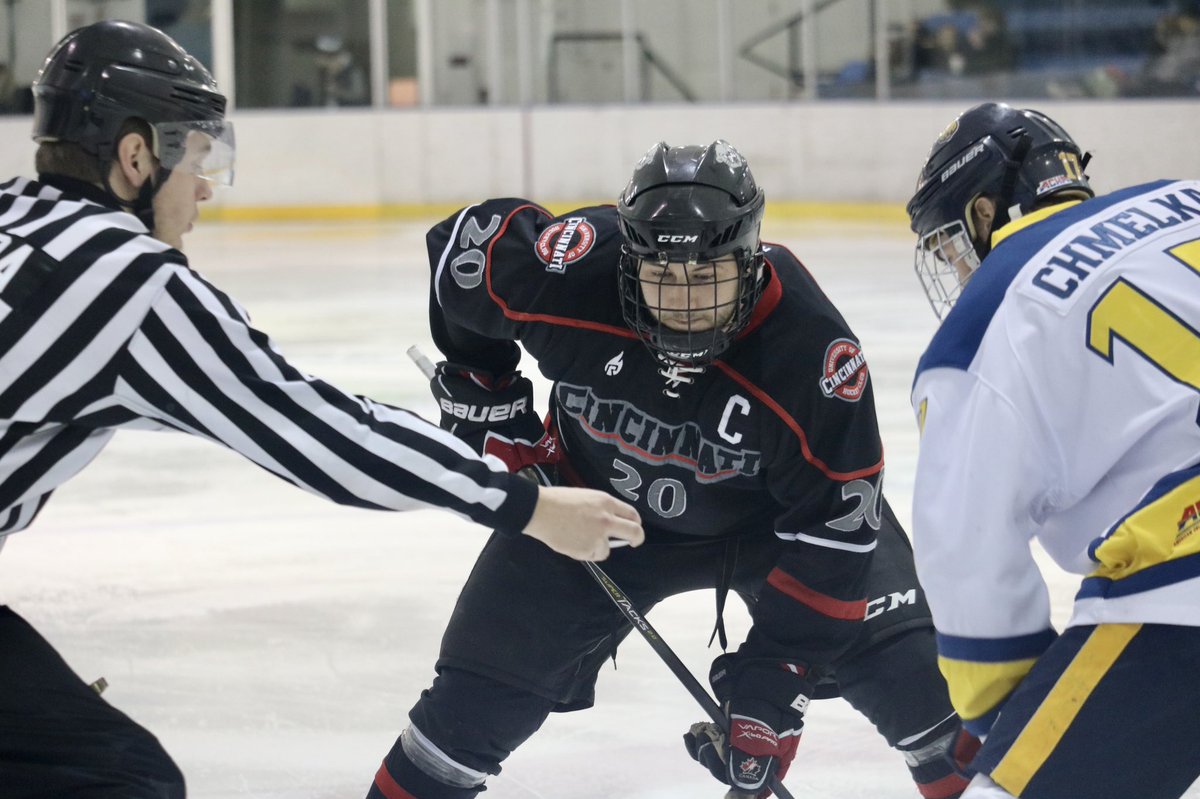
[767,568,867,621]
[917,772,971,799]
[738,258,782,337]
[712,360,883,482]
[484,204,640,339]
[372,762,418,799]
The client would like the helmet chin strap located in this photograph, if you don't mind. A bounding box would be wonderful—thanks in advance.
[132,166,174,233]
[100,162,171,234]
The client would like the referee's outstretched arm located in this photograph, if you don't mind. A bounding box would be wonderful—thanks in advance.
[118,267,539,523]
[0,34,641,562]
[0,192,640,558]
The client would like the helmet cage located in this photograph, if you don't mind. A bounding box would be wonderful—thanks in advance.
[914,220,980,320]
[618,244,764,367]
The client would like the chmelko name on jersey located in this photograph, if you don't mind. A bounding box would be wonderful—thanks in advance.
[1032,185,1200,299]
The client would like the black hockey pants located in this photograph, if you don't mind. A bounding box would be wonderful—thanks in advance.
[368,501,967,798]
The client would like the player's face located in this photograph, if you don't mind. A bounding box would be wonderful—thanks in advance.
[637,255,741,332]
[914,219,982,320]
[151,131,215,251]
[923,224,978,283]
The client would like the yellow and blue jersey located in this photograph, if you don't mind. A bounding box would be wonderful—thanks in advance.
[911,179,1200,736]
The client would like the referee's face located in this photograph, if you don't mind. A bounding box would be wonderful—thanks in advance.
[151,132,215,251]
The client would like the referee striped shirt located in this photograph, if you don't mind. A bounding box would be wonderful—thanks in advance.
[0,175,537,545]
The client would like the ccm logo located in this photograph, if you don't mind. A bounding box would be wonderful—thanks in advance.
[656,234,698,243]
[864,589,917,620]
[439,397,528,422]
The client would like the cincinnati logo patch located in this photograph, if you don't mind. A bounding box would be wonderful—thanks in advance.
[536,217,596,273]
[819,338,869,402]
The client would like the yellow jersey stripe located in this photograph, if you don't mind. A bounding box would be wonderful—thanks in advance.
[991,624,1140,795]
[1091,473,1200,582]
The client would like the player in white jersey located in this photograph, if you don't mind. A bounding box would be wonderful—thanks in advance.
[906,101,1200,799]
[0,20,641,799]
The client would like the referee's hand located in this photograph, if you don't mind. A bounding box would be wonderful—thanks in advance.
[522,486,643,560]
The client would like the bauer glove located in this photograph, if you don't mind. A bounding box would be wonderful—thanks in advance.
[430,362,542,448]
[683,653,813,797]
[430,361,558,484]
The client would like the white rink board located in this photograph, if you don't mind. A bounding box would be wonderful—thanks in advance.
[2,101,1198,208]
[0,218,1194,799]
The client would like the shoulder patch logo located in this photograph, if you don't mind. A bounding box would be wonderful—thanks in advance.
[1178,501,1200,543]
[819,338,869,402]
[604,351,624,376]
[536,217,596,273]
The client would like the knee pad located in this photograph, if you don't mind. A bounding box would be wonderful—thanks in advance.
[407,666,558,774]
[370,726,485,799]
[897,714,971,799]
[402,725,487,789]
[897,712,959,767]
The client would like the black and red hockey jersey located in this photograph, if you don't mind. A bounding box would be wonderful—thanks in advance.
[428,198,884,666]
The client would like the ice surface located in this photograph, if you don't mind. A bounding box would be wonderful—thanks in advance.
[0,217,1183,798]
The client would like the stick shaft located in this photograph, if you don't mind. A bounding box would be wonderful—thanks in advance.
[581,560,796,799]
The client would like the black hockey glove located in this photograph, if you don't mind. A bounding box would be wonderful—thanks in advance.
[430,362,558,484]
[682,654,813,798]
[430,362,542,449]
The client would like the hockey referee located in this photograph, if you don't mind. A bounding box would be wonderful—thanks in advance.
[0,19,642,799]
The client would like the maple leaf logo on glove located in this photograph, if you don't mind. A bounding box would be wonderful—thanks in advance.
[738,757,763,781]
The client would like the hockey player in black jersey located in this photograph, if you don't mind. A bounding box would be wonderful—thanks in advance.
[0,20,641,799]
[367,141,974,799]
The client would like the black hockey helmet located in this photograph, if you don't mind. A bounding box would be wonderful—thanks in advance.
[905,102,1092,318]
[33,19,233,186]
[617,140,766,366]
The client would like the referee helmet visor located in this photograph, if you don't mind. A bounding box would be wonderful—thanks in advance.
[154,120,235,187]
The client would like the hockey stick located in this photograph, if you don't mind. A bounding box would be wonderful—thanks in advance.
[407,346,794,799]
[581,559,796,799]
